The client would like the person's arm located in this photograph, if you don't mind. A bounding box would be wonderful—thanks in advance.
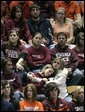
[38,102,44,111]
[25,24,32,45]
[16,58,24,71]
[15,74,22,92]
[66,22,74,44]
[74,13,81,25]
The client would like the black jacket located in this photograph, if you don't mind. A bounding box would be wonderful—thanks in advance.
[27,16,54,47]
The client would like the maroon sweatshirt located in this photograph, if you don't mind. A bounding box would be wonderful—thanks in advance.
[51,44,79,71]
[42,97,71,111]
[26,45,51,68]
[73,47,84,70]
[1,42,27,65]
[1,72,22,92]
[5,19,32,42]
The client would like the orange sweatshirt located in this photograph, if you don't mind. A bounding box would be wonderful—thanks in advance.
[19,100,44,111]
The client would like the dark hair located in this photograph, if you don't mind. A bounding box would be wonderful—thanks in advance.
[24,84,38,100]
[10,5,26,31]
[45,82,59,98]
[57,32,67,40]
[29,4,40,12]
[1,80,14,97]
[1,58,13,71]
[33,32,43,38]
[76,32,84,51]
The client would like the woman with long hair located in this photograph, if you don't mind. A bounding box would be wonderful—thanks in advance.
[5,4,32,45]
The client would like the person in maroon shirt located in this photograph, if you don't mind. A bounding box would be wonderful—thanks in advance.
[51,32,83,86]
[16,32,51,72]
[73,31,84,75]
[1,58,24,101]
[5,4,32,45]
[42,82,71,111]
[1,29,27,65]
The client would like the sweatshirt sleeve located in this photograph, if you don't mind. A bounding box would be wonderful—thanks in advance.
[69,50,79,71]
[15,74,22,92]
[26,47,36,67]
[25,24,32,41]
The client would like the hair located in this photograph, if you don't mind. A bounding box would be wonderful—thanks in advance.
[57,32,67,40]
[1,58,13,71]
[10,5,26,32]
[41,64,54,76]
[73,86,84,102]
[76,32,84,51]
[1,80,14,97]
[52,58,64,70]
[33,32,43,39]
[8,29,21,46]
[24,84,38,100]
[55,7,66,23]
[29,4,40,12]
[45,82,59,98]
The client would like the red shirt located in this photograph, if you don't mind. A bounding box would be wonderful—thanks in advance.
[5,19,32,42]
[26,45,51,68]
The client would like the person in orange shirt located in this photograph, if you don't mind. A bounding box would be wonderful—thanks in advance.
[54,1,81,27]
[51,7,74,45]
[9,1,34,19]
[19,84,44,111]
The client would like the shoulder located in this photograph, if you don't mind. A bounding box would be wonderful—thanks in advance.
[36,101,43,106]
[19,100,25,105]
[59,98,69,105]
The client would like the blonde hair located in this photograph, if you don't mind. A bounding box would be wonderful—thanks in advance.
[73,86,84,101]
[52,58,64,70]
[55,7,66,23]
[41,64,54,76]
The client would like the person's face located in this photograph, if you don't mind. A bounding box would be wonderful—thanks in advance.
[5,61,13,73]
[49,88,58,100]
[26,86,33,100]
[15,8,22,19]
[31,8,40,19]
[52,60,61,70]
[57,35,67,46]
[9,31,19,43]
[77,88,84,103]
[3,84,11,97]
[44,68,54,77]
[56,9,65,21]
[79,33,84,46]
[32,33,43,46]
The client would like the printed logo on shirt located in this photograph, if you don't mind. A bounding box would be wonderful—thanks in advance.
[5,49,20,59]
[56,53,71,61]
[32,55,42,59]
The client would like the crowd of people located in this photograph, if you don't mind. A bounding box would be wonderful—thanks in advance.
[1,1,84,111]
